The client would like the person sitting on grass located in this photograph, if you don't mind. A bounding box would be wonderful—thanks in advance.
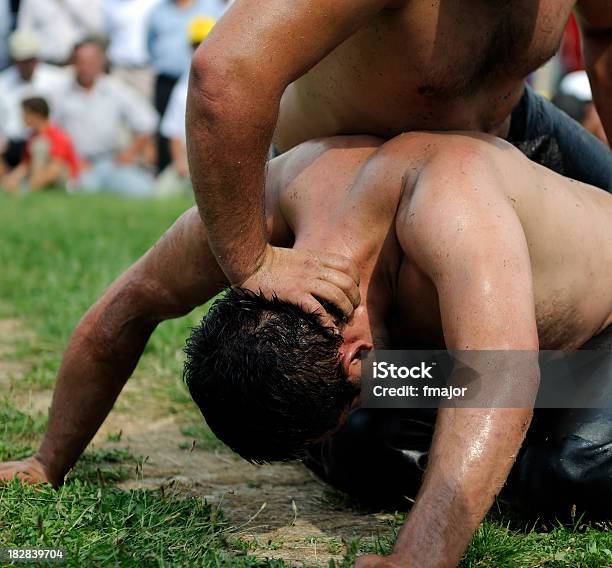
[1,131,611,568]
[0,97,80,193]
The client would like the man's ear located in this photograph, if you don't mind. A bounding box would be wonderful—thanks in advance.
[341,339,373,376]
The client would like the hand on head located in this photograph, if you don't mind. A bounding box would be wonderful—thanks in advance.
[240,245,361,328]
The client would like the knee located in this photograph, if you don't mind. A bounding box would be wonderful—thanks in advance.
[553,434,612,488]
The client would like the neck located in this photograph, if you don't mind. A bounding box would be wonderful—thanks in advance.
[33,119,50,133]
[333,233,393,350]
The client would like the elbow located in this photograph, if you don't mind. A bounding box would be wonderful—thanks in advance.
[188,45,280,129]
[189,47,245,118]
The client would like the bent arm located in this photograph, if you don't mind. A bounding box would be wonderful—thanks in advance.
[576,1,612,141]
[28,159,63,191]
[390,145,539,568]
[187,0,391,284]
[34,208,226,486]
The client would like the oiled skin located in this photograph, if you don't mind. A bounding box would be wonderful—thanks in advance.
[2,132,611,567]
[186,0,612,317]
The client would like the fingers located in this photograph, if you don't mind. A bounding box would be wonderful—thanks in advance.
[355,555,403,568]
[297,294,335,328]
[0,459,48,485]
[317,252,360,287]
[309,279,355,318]
[317,267,361,308]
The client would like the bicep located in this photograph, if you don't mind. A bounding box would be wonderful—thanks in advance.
[196,0,392,93]
[399,186,538,351]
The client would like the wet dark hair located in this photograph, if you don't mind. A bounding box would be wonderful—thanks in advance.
[184,288,358,463]
[21,97,49,118]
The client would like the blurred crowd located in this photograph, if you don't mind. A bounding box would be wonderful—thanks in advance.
[0,0,229,195]
[0,4,607,196]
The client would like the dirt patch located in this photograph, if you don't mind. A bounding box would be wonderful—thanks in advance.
[1,319,396,567]
[0,319,51,412]
[97,404,396,567]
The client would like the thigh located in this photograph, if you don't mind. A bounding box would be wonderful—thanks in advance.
[29,137,51,173]
[305,409,436,506]
[509,86,612,192]
[506,327,612,518]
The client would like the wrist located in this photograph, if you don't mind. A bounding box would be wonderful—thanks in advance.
[226,242,272,286]
[34,451,64,487]
[387,552,412,568]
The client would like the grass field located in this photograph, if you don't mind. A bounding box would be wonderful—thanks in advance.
[0,193,611,567]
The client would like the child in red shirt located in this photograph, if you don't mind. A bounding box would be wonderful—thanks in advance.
[0,97,80,192]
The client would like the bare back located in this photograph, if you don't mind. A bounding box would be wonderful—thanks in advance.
[271,134,612,351]
[276,0,574,150]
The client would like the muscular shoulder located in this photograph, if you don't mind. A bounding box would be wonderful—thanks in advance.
[269,136,383,234]
[393,132,524,270]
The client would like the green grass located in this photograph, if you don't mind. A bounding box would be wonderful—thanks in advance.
[0,477,290,567]
[0,194,611,567]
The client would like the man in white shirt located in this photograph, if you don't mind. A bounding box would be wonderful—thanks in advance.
[154,17,215,197]
[102,0,159,99]
[0,30,68,170]
[57,37,158,197]
[17,0,103,64]
[155,73,190,196]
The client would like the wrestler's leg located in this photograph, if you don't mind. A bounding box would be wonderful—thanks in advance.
[506,326,612,518]
[508,85,612,192]
[305,409,436,506]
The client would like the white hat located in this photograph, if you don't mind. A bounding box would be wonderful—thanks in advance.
[9,30,40,61]
[559,71,592,102]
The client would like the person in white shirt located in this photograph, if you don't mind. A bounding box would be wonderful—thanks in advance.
[17,0,103,65]
[57,37,158,197]
[102,0,159,99]
[154,16,215,197]
[147,0,228,172]
[0,30,68,170]
[556,71,608,146]
[155,73,190,196]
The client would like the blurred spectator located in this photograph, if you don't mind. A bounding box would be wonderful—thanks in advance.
[17,0,103,64]
[155,16,215,197]
[1,97,79,192]
[56,37,158,196]
[102,0,159,99]
[560,14,584,75]
[555,71,608,146]
[0,30,68,170]
[9,0,19,27]
[0,0,10,70]
[147,0,227,171]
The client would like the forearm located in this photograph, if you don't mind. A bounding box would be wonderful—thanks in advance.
[392,406,532,568]
[29,162,62,191]
[122,134,152,162]
[169,138,188,176]
[582,31,612,141]
[186,63,277,283]
[2,164,29,190]
[36,302,157,486]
